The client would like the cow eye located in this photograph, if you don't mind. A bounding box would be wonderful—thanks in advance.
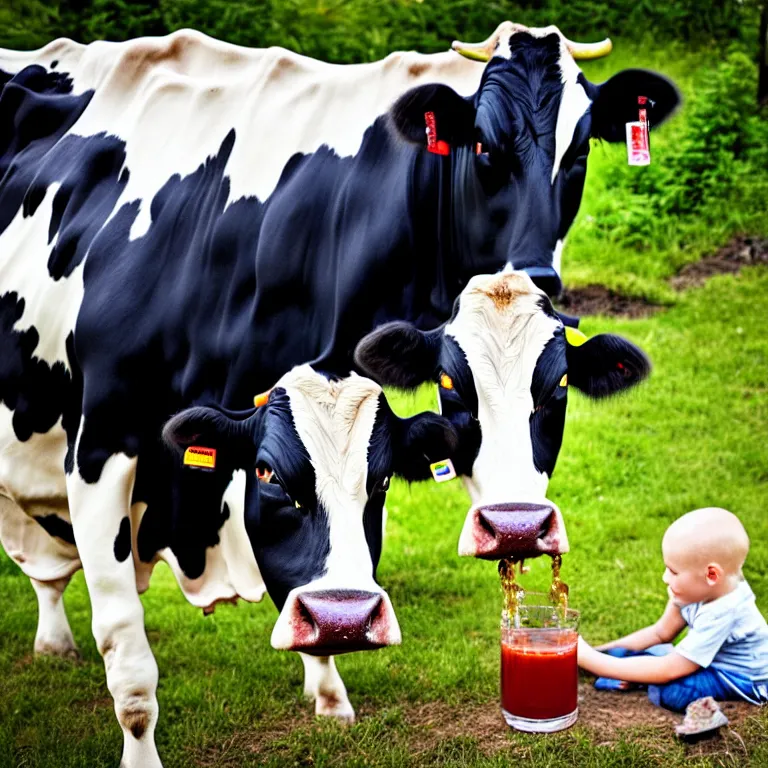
[255,463,274,483]
[379,476,391,493]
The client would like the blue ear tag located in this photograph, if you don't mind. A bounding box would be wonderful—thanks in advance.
[430,458,457,483]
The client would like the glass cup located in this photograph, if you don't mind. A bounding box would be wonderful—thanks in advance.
[500,604,579,733]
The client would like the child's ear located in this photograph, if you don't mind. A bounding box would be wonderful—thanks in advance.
[705,564,723,586]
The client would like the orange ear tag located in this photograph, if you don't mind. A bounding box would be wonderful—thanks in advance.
[440,373,454,390]
[183,446,216,471]
[254,390,271,408]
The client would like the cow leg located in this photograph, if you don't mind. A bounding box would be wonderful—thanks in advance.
[31,576,79,659]
[67,452,162,768]
[299,653,355,722]
[0,483,82,659]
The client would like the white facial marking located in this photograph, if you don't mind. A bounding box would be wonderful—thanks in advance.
[445,271,560,506]
[552,41,591,182]
[269,366,400,650]
[552,239,564,276]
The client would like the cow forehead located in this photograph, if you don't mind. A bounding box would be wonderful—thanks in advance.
[445,272,561,389]
[278,367,382,497]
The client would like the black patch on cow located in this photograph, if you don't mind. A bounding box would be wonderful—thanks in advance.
[0,292,75,441]
[63,332,82,474]
[33,514,76,545]
[529,331,568,477]
[437,334,482,477]
[113,516,132,562]
[243,392,327,609]
[50,60,59,69]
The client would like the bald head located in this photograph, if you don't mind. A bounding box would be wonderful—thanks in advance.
[663,507,749,575]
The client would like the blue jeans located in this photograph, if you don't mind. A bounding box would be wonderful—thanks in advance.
[601,646,767,712]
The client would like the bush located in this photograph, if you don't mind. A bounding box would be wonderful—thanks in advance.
[594,51,768,249]
[0,0,760,57]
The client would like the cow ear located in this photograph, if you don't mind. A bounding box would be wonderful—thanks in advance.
[556,311,580,329]
[391,412,459,482]
[566,333,651,398]
[389,84,476,146]
[355,321,442,389]
[163,406,259,469]
[591,69,681,143]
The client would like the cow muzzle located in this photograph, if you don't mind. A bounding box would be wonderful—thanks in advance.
[271,589,401,655]
[458,502,569,560]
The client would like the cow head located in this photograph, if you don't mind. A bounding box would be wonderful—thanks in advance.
[164,366,456,655]
[355,271,650,559]
[389,22,680,297]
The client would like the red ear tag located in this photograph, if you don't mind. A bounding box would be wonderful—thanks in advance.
[617,362,625,370]
[424,111,450,155]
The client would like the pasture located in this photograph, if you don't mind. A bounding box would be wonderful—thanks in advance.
[1,35,767,768]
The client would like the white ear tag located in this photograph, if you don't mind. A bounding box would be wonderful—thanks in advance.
[626,121,650,166]
[430,459,457,483]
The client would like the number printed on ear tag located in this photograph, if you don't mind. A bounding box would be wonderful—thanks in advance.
[184,446,216,471]
[430,459,457,483]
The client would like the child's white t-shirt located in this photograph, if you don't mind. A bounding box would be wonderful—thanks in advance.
[676,579,768,682]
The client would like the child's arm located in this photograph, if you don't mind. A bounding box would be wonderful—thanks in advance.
[578,637,700,684]
[595,599,686,652]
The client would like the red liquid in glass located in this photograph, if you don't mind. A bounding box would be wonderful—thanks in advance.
[501,640,578,720]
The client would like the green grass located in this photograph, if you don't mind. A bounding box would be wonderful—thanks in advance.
[2,37,768,768]
[2,269,768,766]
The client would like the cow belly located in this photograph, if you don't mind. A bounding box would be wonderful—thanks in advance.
[0,409,80,581]
[146,472,266,611]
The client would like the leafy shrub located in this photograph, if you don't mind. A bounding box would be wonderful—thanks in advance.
[0,0,759,56]
[594,51,768,248]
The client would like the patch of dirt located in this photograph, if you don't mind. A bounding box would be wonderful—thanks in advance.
[189,711,314,767]
[556,235,768,318]
[403,682,760,759]
[670,235,768,290]
[556,285,660,319]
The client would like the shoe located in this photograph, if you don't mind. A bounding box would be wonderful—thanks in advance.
[675,696,729,739]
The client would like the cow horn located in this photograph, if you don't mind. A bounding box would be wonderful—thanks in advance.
[564,36,613,60]
[451,21,521,63]
[452,23,612,63]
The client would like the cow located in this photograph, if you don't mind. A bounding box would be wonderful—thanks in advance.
[2,364,457,765]
[355,269,651,559]
[0,23,676,765]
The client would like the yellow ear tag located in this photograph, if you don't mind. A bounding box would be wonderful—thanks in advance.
[560,374,568,387]
[440,373,454,390]
[183,446,216,471]
[565,327,588,347]
[253,390,271,408]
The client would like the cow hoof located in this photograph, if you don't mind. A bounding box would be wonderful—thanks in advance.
[315,694,355,722]
[34,640,81,661]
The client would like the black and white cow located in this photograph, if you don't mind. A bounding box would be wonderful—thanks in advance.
[0,24,675,766]
[356,270,651,559]
[3,364,457,763]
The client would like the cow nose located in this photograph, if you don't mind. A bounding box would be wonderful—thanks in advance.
[271,589,401,655]
[458,502,569,560]
[521,266,562,298]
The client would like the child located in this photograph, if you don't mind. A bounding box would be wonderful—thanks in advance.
[578,507,768,711]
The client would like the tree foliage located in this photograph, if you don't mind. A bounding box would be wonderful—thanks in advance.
[0,0,759,59]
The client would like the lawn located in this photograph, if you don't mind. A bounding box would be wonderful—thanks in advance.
[1,39,767,768]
